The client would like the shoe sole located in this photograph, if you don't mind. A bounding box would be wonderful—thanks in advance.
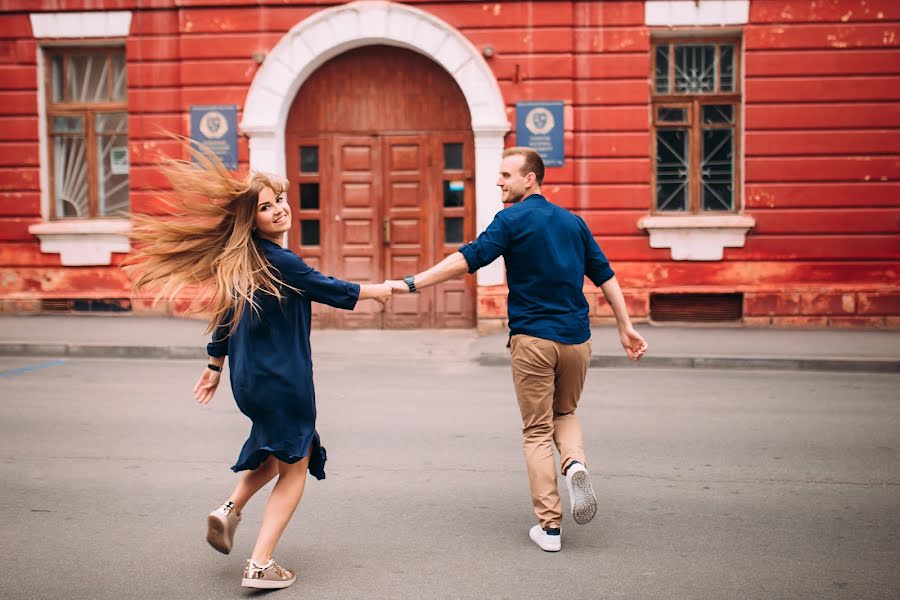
[569,470,597,525]
[206,515,231,554]
[241,576,296,589]
[529,529,561,552]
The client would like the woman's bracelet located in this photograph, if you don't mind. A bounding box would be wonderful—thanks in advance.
[207,363,222,372]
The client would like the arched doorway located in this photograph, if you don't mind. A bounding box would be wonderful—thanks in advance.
[285,45,475,328]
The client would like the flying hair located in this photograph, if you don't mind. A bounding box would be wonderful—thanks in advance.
[124,137,294,336]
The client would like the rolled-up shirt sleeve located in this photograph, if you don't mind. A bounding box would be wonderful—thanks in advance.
[458,214,509,273]
[579,217,615,286]
[270,248,360,310]
[207,315,230,358]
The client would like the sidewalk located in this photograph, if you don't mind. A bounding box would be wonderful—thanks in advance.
[1,315,898,372]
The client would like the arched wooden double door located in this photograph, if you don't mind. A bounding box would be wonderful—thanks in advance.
[285,45,476,328]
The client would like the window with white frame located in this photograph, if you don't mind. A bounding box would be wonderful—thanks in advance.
[651,38,740,213]
[45,47,129,219]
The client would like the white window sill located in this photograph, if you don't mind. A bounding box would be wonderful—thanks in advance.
[645,1,749,27]
[637,214,755,261]
[29,219,131,266]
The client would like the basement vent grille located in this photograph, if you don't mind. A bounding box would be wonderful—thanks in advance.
[650,293,743,323]
[41,299,132,314]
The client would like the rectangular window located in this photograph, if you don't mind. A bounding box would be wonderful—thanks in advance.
[652,39,740,214]
[46,47,129,219]
[300,146,319,173]
[300,220,320,246]
[294,141,324,253]
[444,217,463,244]
[438,138,468,250]
[300,183,320,210]
[443,143,463,170]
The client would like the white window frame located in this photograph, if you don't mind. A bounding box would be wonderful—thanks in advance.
[28,11,133,266]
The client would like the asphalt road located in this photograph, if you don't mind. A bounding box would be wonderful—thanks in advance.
[1,354,898,600]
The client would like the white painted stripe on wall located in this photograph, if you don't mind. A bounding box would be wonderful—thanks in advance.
[645,1,749,27]
[29,11,132,38]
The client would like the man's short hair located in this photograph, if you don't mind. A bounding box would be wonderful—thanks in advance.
[502,147,545,185]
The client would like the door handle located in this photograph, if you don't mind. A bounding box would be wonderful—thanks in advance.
[383,217,391,245]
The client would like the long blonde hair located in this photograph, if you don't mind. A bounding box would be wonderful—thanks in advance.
[126,139,291,334]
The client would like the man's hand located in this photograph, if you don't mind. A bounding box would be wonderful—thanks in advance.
[386,279,410,294]
[619,326,648,361]
[193,367,221,404]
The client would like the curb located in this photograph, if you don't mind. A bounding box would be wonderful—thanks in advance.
[0,344,206,360]
[1,343,898,373]
[477,353,900,373]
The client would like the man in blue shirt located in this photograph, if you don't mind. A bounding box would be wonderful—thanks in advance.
[389,147,647,552]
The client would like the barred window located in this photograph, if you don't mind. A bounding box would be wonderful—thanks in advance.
[46,47,129,219]
[652,39,740,213]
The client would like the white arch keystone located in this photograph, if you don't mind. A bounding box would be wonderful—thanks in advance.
[242,0,509,285]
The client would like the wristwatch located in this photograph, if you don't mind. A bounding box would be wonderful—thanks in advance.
[403,275,417,293]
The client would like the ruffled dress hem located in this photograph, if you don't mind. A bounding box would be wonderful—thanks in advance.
[231,432,327,480]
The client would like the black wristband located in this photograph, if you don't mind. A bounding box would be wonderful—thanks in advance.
[403,275,417,293]
[207,363,222,372]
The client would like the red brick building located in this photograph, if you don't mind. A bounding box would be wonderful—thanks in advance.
[1,0,898,328]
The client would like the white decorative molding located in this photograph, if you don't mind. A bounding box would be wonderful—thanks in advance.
[637,214,755,261]
[645,1,749,26]
[241,0,510,286]
[473,129,507,286]
[29,11,132,39]
[29,220,131,266]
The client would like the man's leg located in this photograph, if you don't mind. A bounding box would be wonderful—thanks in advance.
[553,339,597,525]
[552,340,591,474]
[510,334,561,531]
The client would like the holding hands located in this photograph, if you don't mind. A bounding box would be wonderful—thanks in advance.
[360,279,413,304]
[360,282,393,304]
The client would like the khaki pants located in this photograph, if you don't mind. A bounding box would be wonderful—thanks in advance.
[510,334,591,530]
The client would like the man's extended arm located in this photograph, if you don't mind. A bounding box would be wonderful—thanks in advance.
[387,252,469,294]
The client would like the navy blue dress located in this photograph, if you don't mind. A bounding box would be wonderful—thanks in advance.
[206,238,360,478]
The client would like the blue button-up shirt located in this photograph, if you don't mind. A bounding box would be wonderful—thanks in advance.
[459,194,614,344]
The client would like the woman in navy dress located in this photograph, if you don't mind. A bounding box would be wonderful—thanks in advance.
[129,142,391,590]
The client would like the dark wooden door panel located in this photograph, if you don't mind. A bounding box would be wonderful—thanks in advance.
[285,135,334,327]
[382,135,432,328]
[333,136,383,328]
[431,134,476,328]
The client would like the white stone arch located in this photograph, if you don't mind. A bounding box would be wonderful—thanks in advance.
[241,0,509,285]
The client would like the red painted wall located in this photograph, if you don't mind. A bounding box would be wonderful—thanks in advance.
[0,0,897,326]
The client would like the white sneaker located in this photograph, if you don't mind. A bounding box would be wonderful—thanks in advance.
[529,525,561,552]
[565,462,597,525]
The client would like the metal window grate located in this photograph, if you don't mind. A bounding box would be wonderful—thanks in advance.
[41,299,73,313]
[41,298,132,314]
[650,293,743,323]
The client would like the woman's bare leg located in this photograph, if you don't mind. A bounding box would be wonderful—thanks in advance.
[227,455,278,514]
[250,456,310,564]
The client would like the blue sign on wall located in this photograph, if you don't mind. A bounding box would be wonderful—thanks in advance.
[515,101,564,167]
[190,105,238,169]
